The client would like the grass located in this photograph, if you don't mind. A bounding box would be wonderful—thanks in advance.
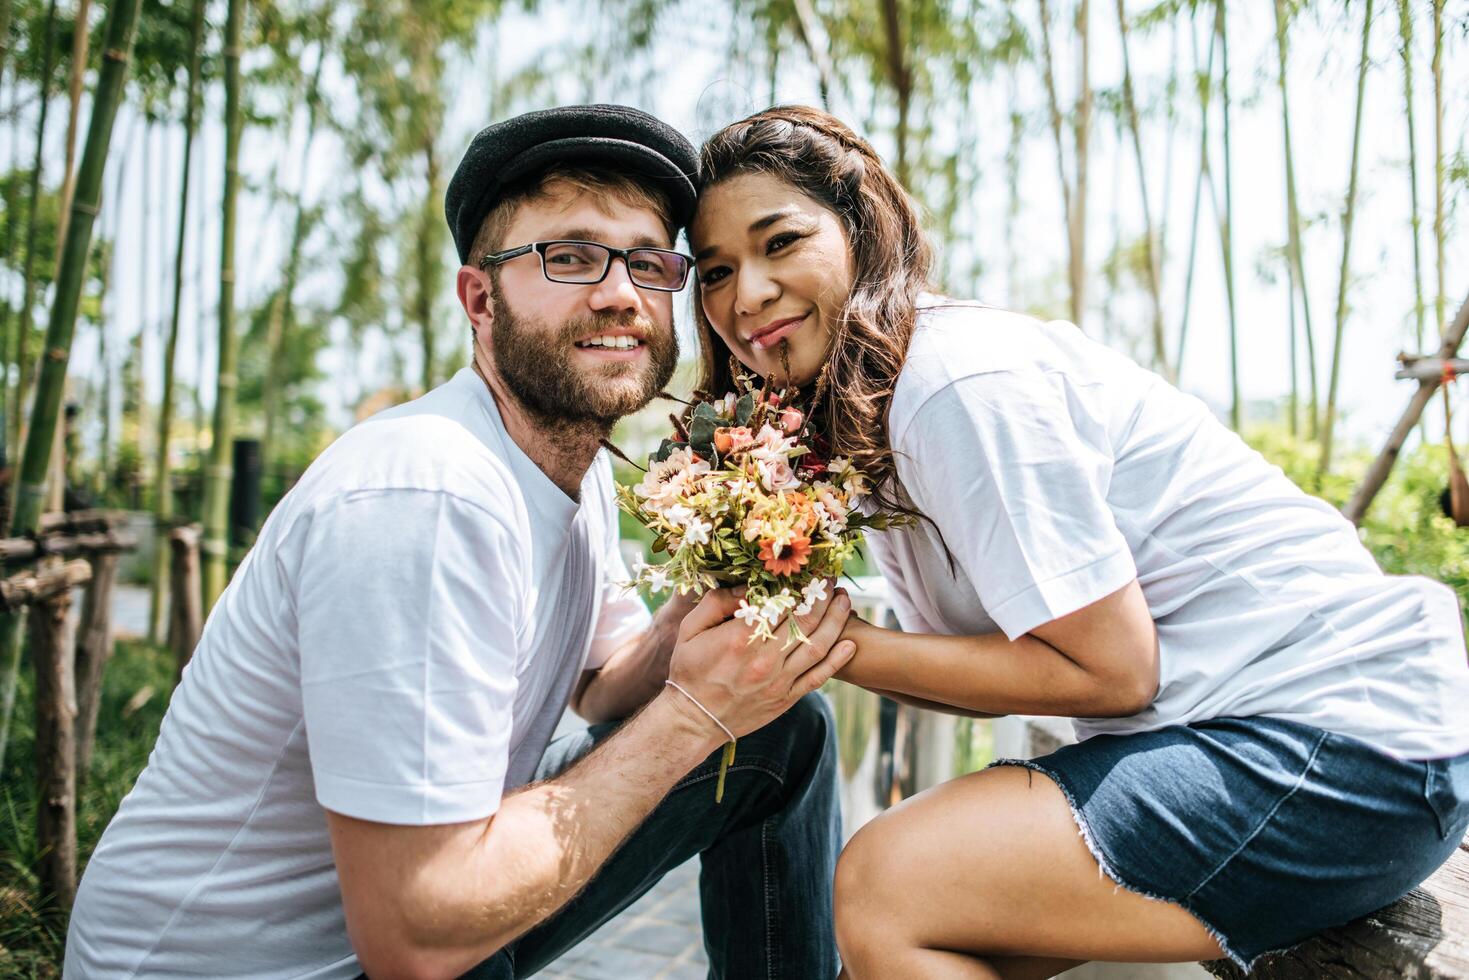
[0,639,176,979]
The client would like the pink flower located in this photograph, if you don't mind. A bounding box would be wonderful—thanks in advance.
[779,406,804,435]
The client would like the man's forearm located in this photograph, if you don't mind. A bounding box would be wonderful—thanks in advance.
[366,690,723,978]
[575,605,684,723]
[836,618,1150,718]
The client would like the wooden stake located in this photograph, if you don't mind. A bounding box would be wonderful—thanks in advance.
[170,524,202,681]
[75,549,120,784]
[30,560,91,913]
[1344,288,1469,524]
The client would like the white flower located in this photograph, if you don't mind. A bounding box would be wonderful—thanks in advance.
[735,599,763,627]
[683,517,712,546]
[761,602,785,625]
[645,565,672,593]
[664,503,695,527]
[756,457,800,492]
[794,598,815,617]
[802,578,829,604]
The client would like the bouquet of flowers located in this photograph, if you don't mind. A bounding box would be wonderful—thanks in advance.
[609,373,912,800]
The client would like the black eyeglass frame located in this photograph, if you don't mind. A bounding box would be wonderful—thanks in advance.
[477,240,694,292]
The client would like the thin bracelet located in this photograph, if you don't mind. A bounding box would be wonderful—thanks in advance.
[664,680,735,743]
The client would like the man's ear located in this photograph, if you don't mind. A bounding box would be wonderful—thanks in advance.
[457,265,494,345]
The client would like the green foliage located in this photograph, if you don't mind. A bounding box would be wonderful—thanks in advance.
[1,640,176,976]
[1246,424,1469,610]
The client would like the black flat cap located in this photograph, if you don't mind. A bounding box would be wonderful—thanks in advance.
[444,104,699,265]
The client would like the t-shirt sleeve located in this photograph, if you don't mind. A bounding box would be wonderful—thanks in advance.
[900,372,1136,640]
[294,488,524,826]
[585,526,653,671]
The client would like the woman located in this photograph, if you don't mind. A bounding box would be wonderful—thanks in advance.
[687,104,1469,980]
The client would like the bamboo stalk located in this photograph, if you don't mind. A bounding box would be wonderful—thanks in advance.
[1399,0,1425,353]
[201,0,245,610]
[1215,0,1239,431]
[169,523,201,680]
[1320,0,1376,477]
[1273,0,1321,438]
[1115,0,1169,378]
[148,0,206,644]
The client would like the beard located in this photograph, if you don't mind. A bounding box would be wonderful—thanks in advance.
[487,278,679,429]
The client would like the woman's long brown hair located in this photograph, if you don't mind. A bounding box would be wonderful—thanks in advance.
[693,105,934,517]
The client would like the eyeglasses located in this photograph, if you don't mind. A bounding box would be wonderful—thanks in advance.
[479,240,693,292]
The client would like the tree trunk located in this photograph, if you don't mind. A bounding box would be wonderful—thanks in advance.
[879,0,911,192]
[790,0,835,110]
[55,0,92,254]
[1320,0,1376,478]
[1432,0,1444,333]
[74,548,118,785]
[0,0,143,779]
[414,144,439,394]
[170,523,201,679]
[1071,0,1091,331]
[147,0,205,644]
[1399,0,1425,353]
[12,0,60,458]
[201,0,244,611]
[1036,0,1076,321]
[1175,14,1216,381]
[1273,0,1321,438]
[32,585,78,911]
[0,0,13,88]
[261,46,324,483]
[1115,0,1168,378]
[1215,0,1240,431]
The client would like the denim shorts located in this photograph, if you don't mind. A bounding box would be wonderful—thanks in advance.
[990,716,1469,971]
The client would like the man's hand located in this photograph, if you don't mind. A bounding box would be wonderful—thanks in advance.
[664,586,854,739]
[328,585,853,980]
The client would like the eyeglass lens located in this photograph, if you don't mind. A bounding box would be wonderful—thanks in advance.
[542,242,688,289]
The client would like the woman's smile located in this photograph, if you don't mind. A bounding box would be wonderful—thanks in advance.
[748,313,810,350]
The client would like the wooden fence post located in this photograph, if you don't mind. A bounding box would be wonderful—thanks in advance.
[170,524,202,681]
[74,548,120,784]
[22,559,93,912]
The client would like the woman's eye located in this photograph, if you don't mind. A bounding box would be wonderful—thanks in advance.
[699,267,730,286]
[767,232,800,254]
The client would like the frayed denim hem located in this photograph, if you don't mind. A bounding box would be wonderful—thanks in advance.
[986,757,1273,973]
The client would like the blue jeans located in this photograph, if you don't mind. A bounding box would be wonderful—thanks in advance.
[456,692,841,979]
[994,716,1469,971]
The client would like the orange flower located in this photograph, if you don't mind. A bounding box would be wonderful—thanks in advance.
[759,535,812,575]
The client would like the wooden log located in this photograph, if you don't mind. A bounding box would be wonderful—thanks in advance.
[169,524,202,681]
[0,559,93,612]
[0,527,138,565]
[36,508,131,534]
[74,549,119,784]
[1345,288,1469,525]
[31,579,84,912]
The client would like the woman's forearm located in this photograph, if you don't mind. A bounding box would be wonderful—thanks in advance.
[835,617,1152,718]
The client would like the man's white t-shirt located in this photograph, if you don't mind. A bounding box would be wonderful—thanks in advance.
[866,301,1469,760]
[65,368,651,979]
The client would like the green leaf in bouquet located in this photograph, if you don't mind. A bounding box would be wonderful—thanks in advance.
[653,438,681,464]
[651,536,668,554]
[736,392,755,426]
[688,415,717,449]
[693,400,720,421]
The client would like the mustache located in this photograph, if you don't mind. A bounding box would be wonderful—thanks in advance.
[557,311,669,343]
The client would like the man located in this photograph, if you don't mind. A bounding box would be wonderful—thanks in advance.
[66,105,852,979]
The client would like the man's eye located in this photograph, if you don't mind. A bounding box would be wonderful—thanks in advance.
[548,253,589,266]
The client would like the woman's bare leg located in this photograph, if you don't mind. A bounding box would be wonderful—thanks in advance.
[834,765,1225,979]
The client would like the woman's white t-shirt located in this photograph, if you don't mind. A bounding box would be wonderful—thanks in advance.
[865,301,1469,761]
[65,368,651,979]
